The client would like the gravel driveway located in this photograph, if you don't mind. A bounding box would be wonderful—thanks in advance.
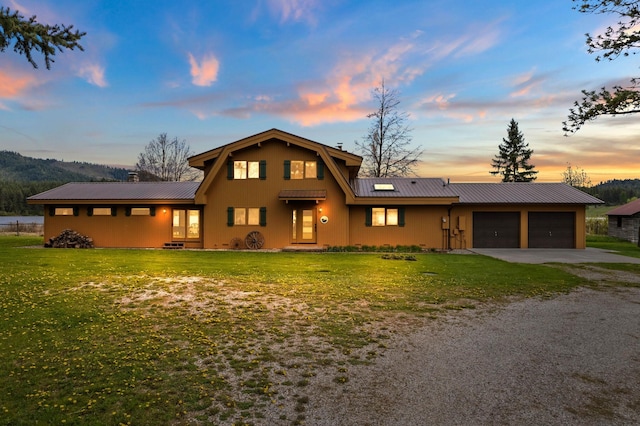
[305,285,640,425]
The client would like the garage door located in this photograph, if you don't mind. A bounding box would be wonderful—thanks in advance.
[528,212,575,248]
[472,212,520,248]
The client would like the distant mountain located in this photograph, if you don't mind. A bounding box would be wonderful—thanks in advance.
[0,151,131,182]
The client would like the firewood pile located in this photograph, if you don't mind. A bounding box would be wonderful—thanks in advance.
[45,229,94,248]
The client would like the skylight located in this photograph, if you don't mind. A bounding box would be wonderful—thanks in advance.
[373,183,395,191]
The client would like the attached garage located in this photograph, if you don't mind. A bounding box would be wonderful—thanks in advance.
[528,212,575,248]
[472,212,520,248]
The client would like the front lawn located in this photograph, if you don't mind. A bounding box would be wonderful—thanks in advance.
[0,236,592,424]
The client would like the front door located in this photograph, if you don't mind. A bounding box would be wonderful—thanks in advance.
[292,208,316,243]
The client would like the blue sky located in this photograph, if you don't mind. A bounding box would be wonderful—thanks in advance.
[1,0,638,182]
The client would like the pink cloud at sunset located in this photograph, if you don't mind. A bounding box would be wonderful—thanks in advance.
[0,69,38,99]
[188,53,219,87]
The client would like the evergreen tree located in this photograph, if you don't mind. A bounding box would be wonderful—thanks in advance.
[490,119,538,182]
[0,6,85,69]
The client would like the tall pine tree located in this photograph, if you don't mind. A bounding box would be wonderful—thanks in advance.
[490,119,538,182]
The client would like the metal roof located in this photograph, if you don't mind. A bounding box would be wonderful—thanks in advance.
[606,198,640,216]
[27,182,200,202]
[278,189,327,200]
[448,183,604,204]
[354,178,457,198]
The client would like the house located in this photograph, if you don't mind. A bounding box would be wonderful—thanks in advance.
[606,199,640,245]
[28,128,603,250]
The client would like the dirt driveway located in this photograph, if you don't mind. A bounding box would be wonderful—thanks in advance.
[304,275,640,424]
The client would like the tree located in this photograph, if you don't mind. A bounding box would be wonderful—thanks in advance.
[490,119,538,182]
[135,134,199,182]
[563,0,640,133]
[355,81,422,177]
[561,163,592,188]
[0,7,85,69]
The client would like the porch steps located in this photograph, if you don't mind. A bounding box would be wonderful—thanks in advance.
[163,242,184,250]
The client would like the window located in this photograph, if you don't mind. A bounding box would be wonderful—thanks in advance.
[131,207,151,216]
[93,207,112,216]
[288,160,317,179]
[234,207,260,225]
[228,207,267,226]
[173,209,200,239]
[617,217,623,228]
[231,160,264,179]
[366,207,404,227]
[55,207,74,216]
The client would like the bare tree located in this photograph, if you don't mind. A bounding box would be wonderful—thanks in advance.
[135,133,200,181]
[0,6,85,69]
[356,81,422,177]
[561,163,592,188]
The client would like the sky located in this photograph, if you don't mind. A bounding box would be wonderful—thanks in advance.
[1,0,639,183]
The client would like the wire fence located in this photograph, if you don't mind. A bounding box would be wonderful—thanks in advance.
[0,221,44,235]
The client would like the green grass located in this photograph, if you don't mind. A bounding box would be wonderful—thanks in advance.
[586,205,619,217]
[0,235,626,424]
[587,235,640,258]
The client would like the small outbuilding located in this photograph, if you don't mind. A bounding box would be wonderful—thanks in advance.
[606,199,640,245]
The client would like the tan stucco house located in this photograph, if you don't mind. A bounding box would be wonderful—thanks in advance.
[28,129,603,250]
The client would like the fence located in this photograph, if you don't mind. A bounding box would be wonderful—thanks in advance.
[0,221,44,236]
[586,217,608,236]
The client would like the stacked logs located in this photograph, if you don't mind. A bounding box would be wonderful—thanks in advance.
[45,229,94,248]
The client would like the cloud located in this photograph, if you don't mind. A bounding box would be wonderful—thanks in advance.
[259,0,322,25]
[0,70,39,99]
[188,53,220,87]
[76,63,108,87]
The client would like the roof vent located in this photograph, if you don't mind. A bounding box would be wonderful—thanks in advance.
[337,143,343,151]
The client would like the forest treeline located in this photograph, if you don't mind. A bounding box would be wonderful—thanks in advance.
[585,179,640,206]
[0,151,131,215]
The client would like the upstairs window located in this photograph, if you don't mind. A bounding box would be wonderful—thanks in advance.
[229,160,266,180]
[284,160,323,179]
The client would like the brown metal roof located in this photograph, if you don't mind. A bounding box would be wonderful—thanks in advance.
[448,183,603,204]
[278,189,327,200]
[354,178,457,198]
[27,182,201,202]
[606,198,640,216]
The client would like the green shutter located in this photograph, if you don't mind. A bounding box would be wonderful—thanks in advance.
[398,207,405,227]
[150,207,156,217]
[73,207,79,216]
[259,207,267,226]
[125,207,131,216]
[259,160,267,180]
[365,207,372,227]
[87,207,93,216]
[111,207,117,216]
[284,160,291,180]
[317,161,324,180]
[227,160,234,180]
[227,207,234,226]
[49,206,55,216]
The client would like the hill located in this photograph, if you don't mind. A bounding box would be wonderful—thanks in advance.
[0,151,131,182]
[0,151,132,216]
[587,179,640,205]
